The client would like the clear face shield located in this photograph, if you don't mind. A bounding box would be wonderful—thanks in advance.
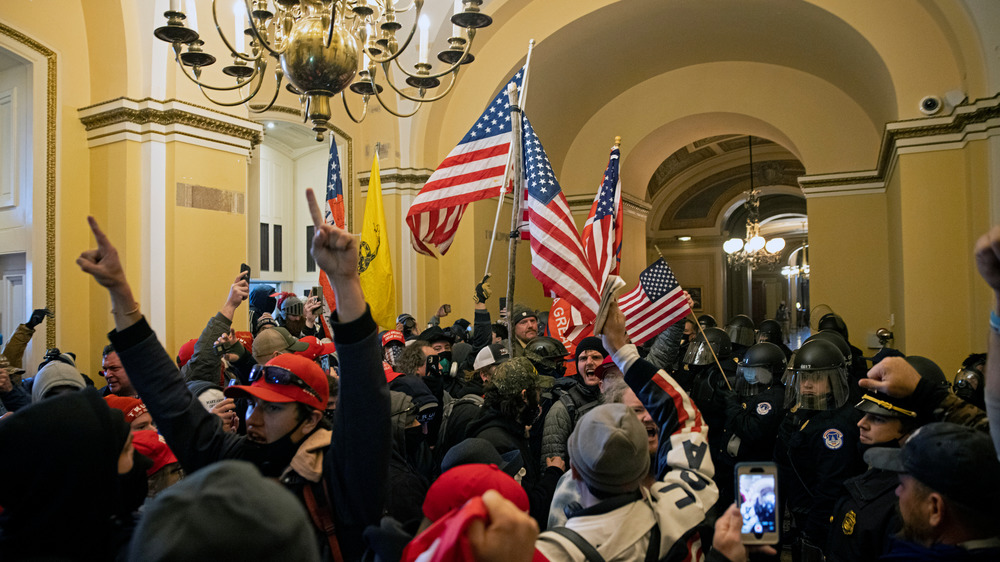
[683,339,717,366]
[728,325,756,347]
[736,365,774,397]
[785,367,849,410]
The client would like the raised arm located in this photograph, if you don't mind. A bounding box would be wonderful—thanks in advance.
[306,188,391,554]
[975,225,1000,455]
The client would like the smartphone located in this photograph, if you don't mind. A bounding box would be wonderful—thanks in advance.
[499,297,507,310]
[319,354,331,372]
[425,355,441,377]
[311,286,323,299]
[735,462,779,544]
[240,263,251,282]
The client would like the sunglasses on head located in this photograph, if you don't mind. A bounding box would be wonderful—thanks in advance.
[249,364,320,401]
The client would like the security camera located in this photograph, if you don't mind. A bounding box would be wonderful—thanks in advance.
[919,95,942,115]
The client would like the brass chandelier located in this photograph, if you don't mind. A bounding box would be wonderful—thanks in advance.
[723,136,785,269]
[154,0,492,141]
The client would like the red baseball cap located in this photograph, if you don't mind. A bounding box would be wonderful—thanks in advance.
[225,353,328,411]
[382,330,405,346]
[176,338,197,368]
[422,463,529,521]
[594,356,620,380]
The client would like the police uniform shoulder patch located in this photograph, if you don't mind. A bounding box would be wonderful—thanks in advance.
[823,428,844,450]
[756,402,773,415]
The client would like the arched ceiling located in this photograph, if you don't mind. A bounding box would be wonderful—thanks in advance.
[417,0,979,211]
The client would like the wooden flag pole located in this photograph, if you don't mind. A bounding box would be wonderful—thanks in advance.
[652,244,733,390]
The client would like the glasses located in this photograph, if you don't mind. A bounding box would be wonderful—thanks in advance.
[249,364,320,401]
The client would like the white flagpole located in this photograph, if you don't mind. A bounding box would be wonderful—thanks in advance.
[483,39,535,279]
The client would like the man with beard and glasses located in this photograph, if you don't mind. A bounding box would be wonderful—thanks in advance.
[75,188,391,562]
[466,356,564,528]
[865,422,1000,561]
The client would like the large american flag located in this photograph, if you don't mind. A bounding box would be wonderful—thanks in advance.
[620,258,692,345]
[582,145,623,282]
[521,117,600,320]
[406,68,524,255]
[318,138,345,337]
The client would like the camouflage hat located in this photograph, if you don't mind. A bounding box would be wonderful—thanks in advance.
[490,357,552,397]
[510,304,537,325]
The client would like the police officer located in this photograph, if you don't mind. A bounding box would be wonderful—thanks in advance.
[818,313,868,388]
[757,319,793,360]
[826,377,930,562]
[774,338,865,557]
[806,329,863,403]
[715,342,787,505]
[725,314,756,361]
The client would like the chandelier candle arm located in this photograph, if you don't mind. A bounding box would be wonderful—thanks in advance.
[174,46,262,91]
[196,65,270,106]
[245,69,285,113]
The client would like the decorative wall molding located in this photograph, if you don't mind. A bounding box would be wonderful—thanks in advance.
[566,192,651,220]
[78,97,263,155]
[0,22,57,348]
[800,93,1000,198]
[176,182,245,214]
[358,167,433,196]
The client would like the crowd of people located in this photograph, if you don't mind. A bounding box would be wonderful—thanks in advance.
[1,188,999,562]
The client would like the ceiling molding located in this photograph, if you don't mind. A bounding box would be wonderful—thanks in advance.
[800,93,1000,198]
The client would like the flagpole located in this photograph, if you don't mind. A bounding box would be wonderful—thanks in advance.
[504,82,524,357]
[652,244,733,390]
[483,40,535,280]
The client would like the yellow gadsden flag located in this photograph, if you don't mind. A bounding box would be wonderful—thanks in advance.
[358,154,396,329]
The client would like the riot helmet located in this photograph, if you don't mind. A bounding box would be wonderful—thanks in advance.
[807,330,852,365]
[698,314,718,329]
[683,327,732,366]
[726,314,756,347]
[818,313,849,341]
[737,342,786,397]
[785,339,849,410]
[524,336,568,377]
[756,319,784,344]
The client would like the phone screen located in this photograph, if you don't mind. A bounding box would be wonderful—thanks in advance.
[499,297,507,310]
[737,471,778,540]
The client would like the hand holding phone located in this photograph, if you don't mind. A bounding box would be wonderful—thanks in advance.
[735,462,779,544]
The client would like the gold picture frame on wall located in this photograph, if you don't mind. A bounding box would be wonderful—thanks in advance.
[688,286,703,312]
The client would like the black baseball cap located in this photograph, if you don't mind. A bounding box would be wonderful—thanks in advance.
[865,422,1000,512]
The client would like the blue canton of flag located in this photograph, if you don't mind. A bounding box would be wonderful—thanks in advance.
[594,152,619,220]
[522,118,561,206]
[459,69,520,144]
[619,258,692,345]
[325,139,345,229]
[638,259,678,301]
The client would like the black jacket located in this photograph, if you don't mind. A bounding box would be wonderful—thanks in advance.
[110,308,391,561]
[826,466,901,562]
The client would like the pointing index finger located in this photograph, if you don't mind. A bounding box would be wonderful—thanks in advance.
[306,188,324,229]
[87,216,110,247]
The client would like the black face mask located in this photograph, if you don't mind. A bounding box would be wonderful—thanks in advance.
[403,426,426,460]
[252,418,307,478]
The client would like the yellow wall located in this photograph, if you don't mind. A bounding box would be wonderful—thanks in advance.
[808,192,891,351]
[892,143,992,368]
[168,143,250,355]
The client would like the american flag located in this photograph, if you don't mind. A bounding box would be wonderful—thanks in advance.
[582,145,623,282]
[318,138,345,337]
[521,117,600,320]
[620,258,692,345]
[406,68,524,255]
